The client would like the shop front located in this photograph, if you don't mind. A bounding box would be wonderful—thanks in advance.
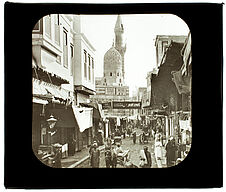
[48,104,77,156]
[72,106,93,149]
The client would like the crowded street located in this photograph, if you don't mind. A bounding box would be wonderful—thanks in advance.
[76,128,160,168]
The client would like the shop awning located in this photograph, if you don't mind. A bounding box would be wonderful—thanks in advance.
[32,78,69,101]
[80,102,104,119]
[33,97,48,105]
[72,106,93,132]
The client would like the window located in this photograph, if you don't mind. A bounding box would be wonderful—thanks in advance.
[70,44,74,75]
[63,29,68,68]
[45,15,51,38]
[119,79,121,83]
[110,72,112,76]
[88,54,91,81]
[54,14,60,45]
[92,58,94,83]
[104,79,106,83]
[117,72,119,76]
[84,50,87,78]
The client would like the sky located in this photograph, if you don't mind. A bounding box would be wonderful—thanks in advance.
[80,14,190,95]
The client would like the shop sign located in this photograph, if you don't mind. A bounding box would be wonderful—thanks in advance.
[113,101,141,109]
[102,102,112,109]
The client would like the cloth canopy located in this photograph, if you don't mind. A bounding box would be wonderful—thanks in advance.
[32,79,69,100]
[72,106,93,132]
[179,120,191,131]
[33,97,48,105]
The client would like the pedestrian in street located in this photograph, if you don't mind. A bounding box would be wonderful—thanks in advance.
[106,136,112,148]
[139,149,147,168]
[50,143,62,168]
[111,146,117,168]
[165,137,177,167]
[127,126,131,137]
[90,142,100,168]
[104,146,112,168]
[132,131,136,144]
[154,132,163,160]
[89,141,97,155]
[122,129,126,139]
[143,146,152,168]
[115,143,123,154]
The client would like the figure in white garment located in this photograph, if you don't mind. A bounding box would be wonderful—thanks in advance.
[154,130,163,160]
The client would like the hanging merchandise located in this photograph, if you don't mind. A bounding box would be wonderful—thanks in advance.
[117,117,121,126]
[179,120,190,131]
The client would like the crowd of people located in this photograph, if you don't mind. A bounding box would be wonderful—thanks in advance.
[88,119,190,168]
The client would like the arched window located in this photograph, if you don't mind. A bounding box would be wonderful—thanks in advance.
[119,79,121,83]
[117,72,119,76]
[110,72,112,76]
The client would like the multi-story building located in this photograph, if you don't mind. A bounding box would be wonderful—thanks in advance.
[149,35,188,142]
[171,32,192,149]
[32,14,96,161]
[32,14,75,157]
[72,15,96,105]
[155,35,187,69]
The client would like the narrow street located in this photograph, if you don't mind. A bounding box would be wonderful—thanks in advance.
[76,128,159,168]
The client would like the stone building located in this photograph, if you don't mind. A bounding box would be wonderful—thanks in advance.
[90,15,130,118]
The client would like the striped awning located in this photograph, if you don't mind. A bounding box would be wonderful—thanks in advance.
[32,78,69,101]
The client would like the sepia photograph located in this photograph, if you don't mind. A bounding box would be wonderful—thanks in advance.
[4,0,223,189]
[32,14,192,168]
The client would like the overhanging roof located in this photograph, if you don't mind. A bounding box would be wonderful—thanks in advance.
[74,85,95,95]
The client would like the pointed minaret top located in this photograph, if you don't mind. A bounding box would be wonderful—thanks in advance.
[114,15,123,32]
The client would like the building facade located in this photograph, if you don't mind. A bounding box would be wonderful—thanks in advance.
[90,15,130,118]
[32,15,97,164]
[149,35,190,145]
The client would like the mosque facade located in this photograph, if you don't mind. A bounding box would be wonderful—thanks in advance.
[90,15,131,118]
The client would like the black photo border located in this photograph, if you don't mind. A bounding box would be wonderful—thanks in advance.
[4,2,223,189]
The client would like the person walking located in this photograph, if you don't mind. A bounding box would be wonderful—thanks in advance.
[50,143,62,168]
[139,148,147,168]
[143,146,152,168]
[104,146,112,168]
[106,136,112,148]
[111,146,117,168]
[90,142,100,168]
[132,131,136,144]
[154,132,163,161]
[165,137,177,167]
